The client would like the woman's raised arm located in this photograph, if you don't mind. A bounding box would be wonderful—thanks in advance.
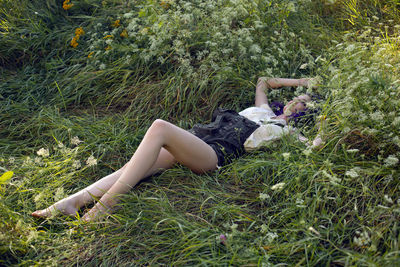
[255,77,310,107]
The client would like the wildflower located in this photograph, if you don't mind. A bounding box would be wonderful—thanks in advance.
[259,193,270,200]
[384,194,393,204]
[70,36,79,48]
[34,157,42,165]
[302,148,312,157]
[120,29,128,38]
[37,148,50,157]
[353,230,371,247]
[87,52,94,58]
[58,142,64,148]
[75,27,85,37]
[265,232,278,242]
[103,35,113,39]
[112,19,120,28]
[230,223,238,231]
[299,63,308,70]
[9,157,15,164]
[99,64,106,70]
[160,0,171,9]
[296,198,305,207]
[392,117,400,127]
[282,152,290,160]
[123,12,134,19]
[72,160,81,169]
[384,155,399,167]
[86,155,97,166]
[271,182,285,191]
[218,234,227,245]
[71,136,82,146]
[140,27,149,35]
[346,149,359,153]
[308,226,321,236]
[345,168,359,178]
[63,0,74,10]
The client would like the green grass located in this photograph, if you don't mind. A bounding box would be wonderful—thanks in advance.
[1,0,400,266]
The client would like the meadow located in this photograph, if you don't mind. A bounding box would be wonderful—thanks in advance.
[1,0,399,265]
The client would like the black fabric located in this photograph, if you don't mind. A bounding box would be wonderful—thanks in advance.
[189,108,260,166]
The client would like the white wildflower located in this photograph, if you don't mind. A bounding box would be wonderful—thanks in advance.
[34,157,42,165]
[370,111,384,122]
[230,223,238,231]
[271,182,285,191]
[86,155,97,166]
[260,224,268,233]
[57,142,64,148]
[70,136,82,146]
[302,148,312,157]
[72,160,81,170]
[353,230,371,247]
[392,117,400,127]
[37,148,50,157]
[265,232,278,243]
[259,193,270,201]
[123,12,134,19]
[384,155,399,167]
[299,63,308,70]
[384,194,393,204]
[346,149,359,153]
[282,153,290,160]
[345,168,359,178]
[9,157,15,164]
[308,226,321,236]
[99,63,106,70]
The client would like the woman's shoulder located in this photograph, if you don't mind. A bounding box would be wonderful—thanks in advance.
[239,105,275,115]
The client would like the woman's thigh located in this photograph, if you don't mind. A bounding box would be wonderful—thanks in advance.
[150,119,218,173]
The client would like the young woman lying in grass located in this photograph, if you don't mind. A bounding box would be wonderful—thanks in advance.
[32,77,323,222]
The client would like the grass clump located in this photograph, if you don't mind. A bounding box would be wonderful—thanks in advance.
[1,0,400,266]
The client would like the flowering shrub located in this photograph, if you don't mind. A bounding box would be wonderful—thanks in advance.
[81,0,315,80]
[322,26,400,161]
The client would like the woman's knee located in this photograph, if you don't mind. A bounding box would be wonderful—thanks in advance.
[148,119,172,136]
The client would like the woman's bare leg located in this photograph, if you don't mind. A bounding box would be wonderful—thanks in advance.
[81,119,218,221]
[31,148,177,218]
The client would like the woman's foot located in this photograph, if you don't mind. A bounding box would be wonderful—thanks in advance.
[31,198,78,218]
[81,199,115,222]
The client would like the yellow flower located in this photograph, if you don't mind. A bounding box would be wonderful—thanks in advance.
[70,36,79,48]
[112,19,121,28]
[63,0,74,10]
[160,0,170,9]
[103,35,113,39]
[105,45,112,51]
[120,29,128,38]
[87,52,94,58]
[75,27,85,37]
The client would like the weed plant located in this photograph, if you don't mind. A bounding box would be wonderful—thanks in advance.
[1,0,400,266]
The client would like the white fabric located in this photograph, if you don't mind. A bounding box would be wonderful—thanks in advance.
[239,104,291,151]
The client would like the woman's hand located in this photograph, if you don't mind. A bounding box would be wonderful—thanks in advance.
[257,77,269,89]
[298,78,310,87]
[298,77,321,89]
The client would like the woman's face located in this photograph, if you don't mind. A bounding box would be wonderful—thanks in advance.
[283,95,311,116]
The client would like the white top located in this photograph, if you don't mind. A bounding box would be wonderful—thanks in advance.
[239,104,291,151]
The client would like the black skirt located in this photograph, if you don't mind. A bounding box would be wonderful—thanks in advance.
[189,108,260,166]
